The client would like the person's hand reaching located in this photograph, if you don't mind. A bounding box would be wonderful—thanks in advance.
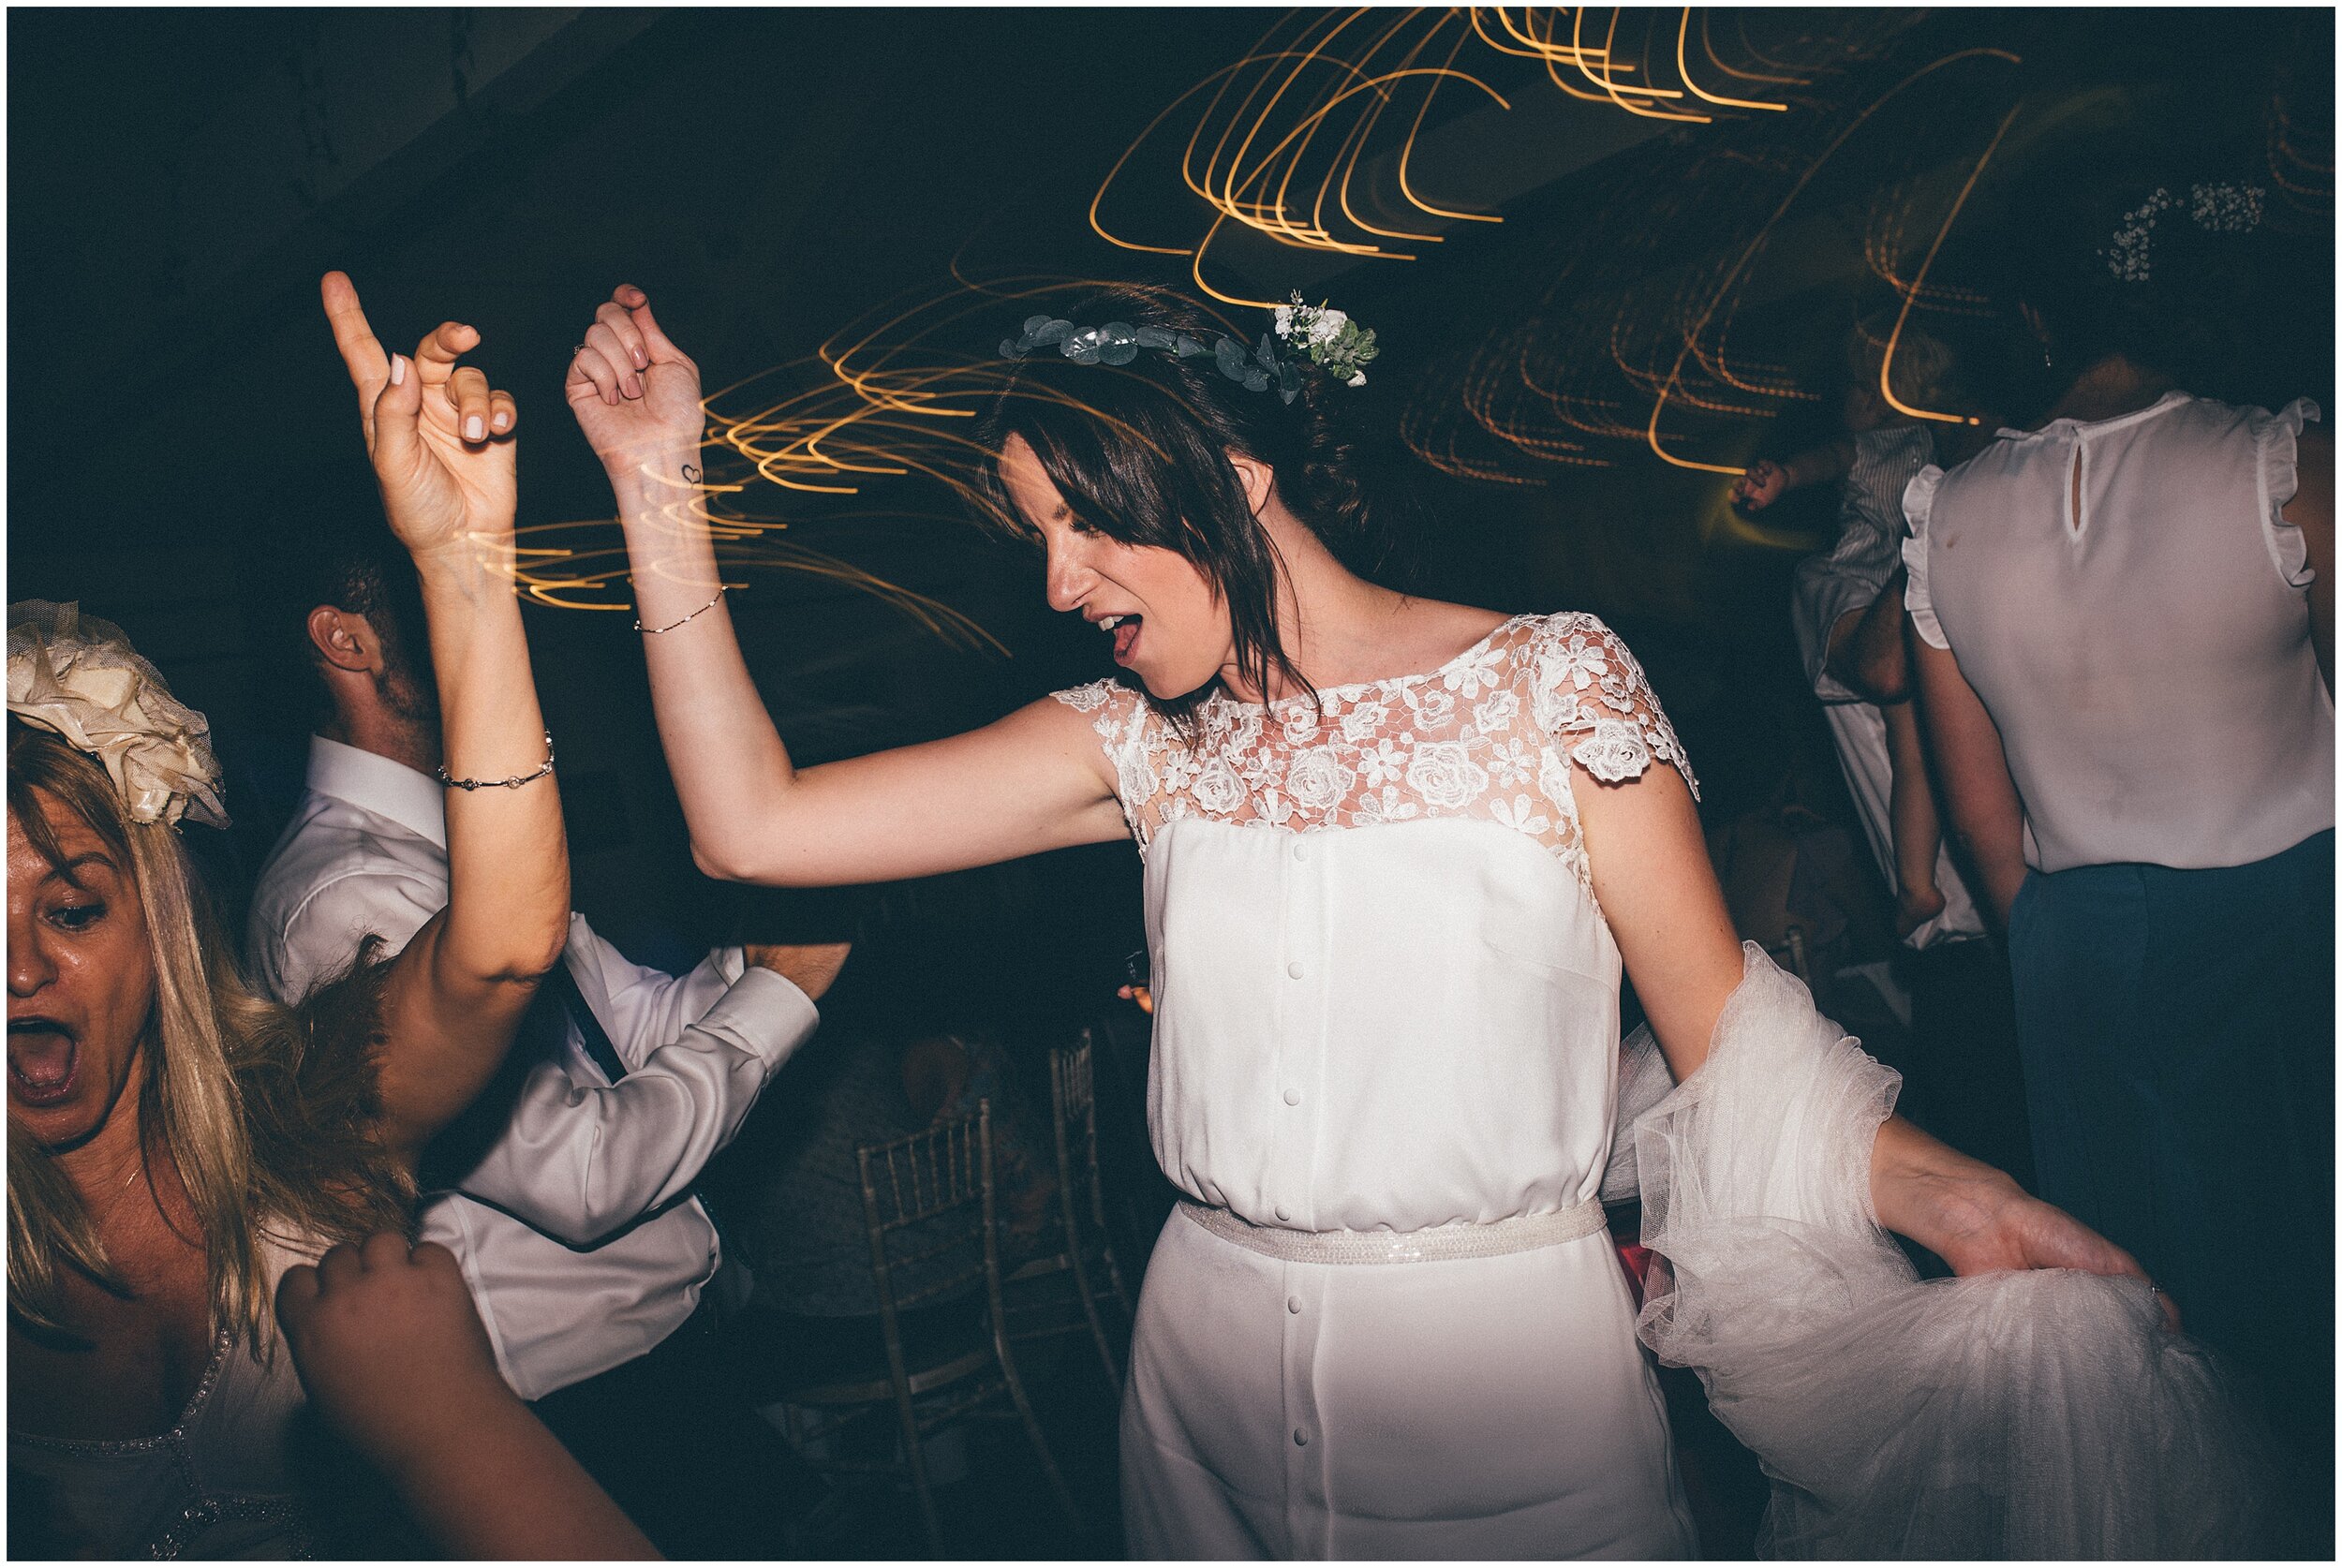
[1732,458,1788,513]
[321,272,518,562]
[565,285,706,475]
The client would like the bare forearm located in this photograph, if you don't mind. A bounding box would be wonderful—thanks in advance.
[412,540,569,983]
[610,450,800,880]
[1869,1113,2018,1250]
[378,1390,658,1560]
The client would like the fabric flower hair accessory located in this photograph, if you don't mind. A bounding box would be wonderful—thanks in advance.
[7,599,229,829]
[1273,292,1378,388]
[2101,182,2266,283]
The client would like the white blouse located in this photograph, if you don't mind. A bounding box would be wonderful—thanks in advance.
[1903,392,2332,873]
[1056,612,1697,1233]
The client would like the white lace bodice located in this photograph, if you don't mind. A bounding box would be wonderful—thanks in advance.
[1054,612,1697,891]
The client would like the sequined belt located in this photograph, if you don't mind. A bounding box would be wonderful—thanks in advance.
[1178,1194,1608,1265]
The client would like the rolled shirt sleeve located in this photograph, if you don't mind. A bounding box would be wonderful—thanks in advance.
[455,964,820,1246]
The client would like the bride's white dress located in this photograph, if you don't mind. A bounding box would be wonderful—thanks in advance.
[1058,612,1700,1559]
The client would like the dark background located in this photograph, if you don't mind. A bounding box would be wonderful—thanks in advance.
[10,7,2333,1018]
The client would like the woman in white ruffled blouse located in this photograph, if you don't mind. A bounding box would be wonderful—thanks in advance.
[567,279,2145,1557]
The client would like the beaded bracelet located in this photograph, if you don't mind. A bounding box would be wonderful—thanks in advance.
[438,731,556,791]
[637,589,724,635]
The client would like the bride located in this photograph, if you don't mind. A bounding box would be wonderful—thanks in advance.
[565,281,2148,1557]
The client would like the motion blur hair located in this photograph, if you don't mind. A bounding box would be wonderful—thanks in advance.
[974,284,1380,723]
[7,720,409,1347]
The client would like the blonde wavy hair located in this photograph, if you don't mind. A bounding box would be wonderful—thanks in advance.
[7,720,412,1346]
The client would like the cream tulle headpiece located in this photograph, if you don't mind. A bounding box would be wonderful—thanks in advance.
[7,600,229,829]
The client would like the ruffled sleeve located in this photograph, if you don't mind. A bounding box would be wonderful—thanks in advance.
[1050,678,1158,849]
[1528,614,1698,800]
[1898,466,1950,650]
[2256,397,2322,590]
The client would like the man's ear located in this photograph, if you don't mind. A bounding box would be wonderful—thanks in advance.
[1226,451,1277,517]
[306,605,379,675]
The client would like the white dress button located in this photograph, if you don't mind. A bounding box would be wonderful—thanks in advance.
[1283,1087,1301,1106]
[1294,1428,1310,1446]
[1286,960,1305,980]
[1292,840,1310,863]
[1275,1204,1291,1221]
[1287,1294,1303,1314]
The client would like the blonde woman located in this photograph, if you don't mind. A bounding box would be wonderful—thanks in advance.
[7,274,569,1558]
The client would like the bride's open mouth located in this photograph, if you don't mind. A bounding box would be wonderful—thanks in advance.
[1102,613,1143,665]
[8,1018,80,1107]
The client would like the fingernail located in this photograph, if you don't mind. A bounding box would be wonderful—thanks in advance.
[465,415,484,440]
[632,347,647,369]
[625,377,643,399]
[492,411,510,430]
[390,355,407,386]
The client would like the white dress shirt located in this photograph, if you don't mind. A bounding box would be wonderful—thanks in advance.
[1904,392,2332,872]
[247,736,820,1399]
[1788,424,1985,949]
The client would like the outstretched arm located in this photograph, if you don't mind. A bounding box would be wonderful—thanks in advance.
[1575,754,2144,1286]
[321,272,571,1165]
[565,286,1124,885]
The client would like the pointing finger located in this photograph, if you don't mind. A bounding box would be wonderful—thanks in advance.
[320,271,390,411]
[488,388,518,437]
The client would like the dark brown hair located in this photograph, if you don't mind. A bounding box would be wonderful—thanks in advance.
[973,284,1380,722]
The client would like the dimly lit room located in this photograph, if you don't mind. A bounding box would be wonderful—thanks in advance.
[8,7,2334,1560]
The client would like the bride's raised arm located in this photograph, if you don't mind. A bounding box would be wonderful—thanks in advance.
[567,286,1125,886]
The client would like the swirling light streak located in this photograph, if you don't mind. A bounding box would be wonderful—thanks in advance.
[1643,46,2023,473]
[1876,101,2020,426]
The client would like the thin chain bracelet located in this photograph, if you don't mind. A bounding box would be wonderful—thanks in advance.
[636,589,724,635]
[438,732,556,791]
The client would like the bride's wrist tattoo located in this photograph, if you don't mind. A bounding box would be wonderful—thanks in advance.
[681,463,702,485]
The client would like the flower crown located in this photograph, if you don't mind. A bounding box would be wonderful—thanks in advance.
[7,600,229,830]
[1001,292,1378,404]
[2102,182,2265,284]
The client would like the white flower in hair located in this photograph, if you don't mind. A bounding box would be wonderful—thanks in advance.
[7,600,229,829]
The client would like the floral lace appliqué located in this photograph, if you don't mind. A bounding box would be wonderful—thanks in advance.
[1054,613,1697,888]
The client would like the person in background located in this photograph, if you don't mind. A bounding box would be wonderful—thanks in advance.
[1742,315,1981,940]
[245,275,850,1559]
[1905,155,2334,1542]
[8,278,567,1558]
[1744,316,2030,1182]
[276,1232,659,1561]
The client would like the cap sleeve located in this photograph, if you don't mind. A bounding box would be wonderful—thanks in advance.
[1528,614,1697,800]
[1899,466,1950,651]
[1050,678,1157,848]
[2257,397,2322,590]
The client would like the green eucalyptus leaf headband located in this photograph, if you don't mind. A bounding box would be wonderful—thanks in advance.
[1000,293,1376,406]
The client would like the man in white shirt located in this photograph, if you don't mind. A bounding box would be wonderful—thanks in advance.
[247,525,845,1554]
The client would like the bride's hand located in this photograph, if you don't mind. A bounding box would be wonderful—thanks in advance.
[1905,1165,2180,1328]
[565,284,704,472]
[321,272,518,562]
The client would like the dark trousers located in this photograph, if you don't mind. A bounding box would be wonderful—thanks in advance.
[2007,830,2334,1539]
[530,1298,818,1558]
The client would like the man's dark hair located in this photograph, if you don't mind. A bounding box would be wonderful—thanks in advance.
[247,461,433,732]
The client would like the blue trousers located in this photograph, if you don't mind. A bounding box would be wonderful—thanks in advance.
[2007,829,2333,1466]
